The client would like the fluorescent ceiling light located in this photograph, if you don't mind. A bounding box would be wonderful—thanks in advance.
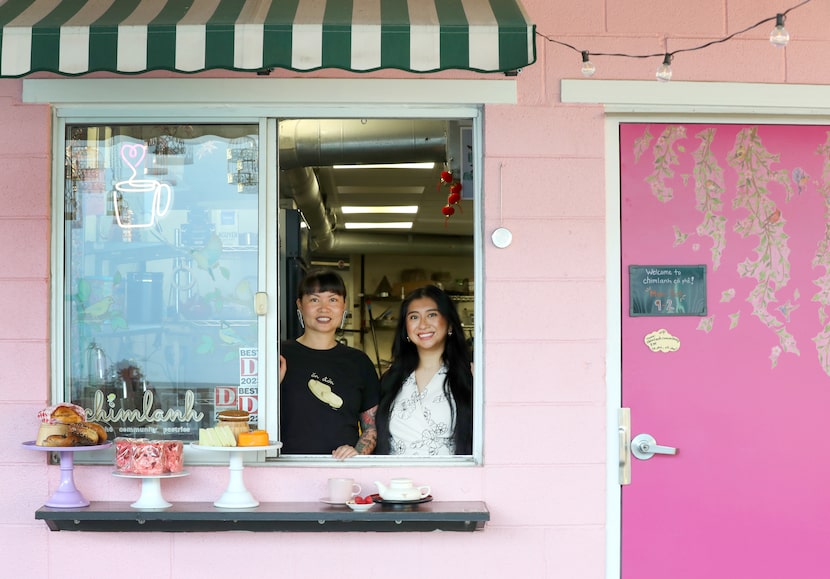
[338,185,425,195]
[333,162,435,170]
[344,222,413,230]
[341,205,418,214]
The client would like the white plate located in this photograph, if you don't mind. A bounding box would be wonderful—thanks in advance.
[320,497,350,506]
[189,441,282,452]
[346,500,375,512]
[112,470,190,479]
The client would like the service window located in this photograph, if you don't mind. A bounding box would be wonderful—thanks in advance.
[56,113,481,464]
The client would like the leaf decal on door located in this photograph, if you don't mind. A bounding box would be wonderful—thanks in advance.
[729,128,799,357]
[644,126,686,202]
[692,128,727,270]
[633,126,653,163]
[770,346,783,368]
[810,134,830,375]
[696,316,714,333]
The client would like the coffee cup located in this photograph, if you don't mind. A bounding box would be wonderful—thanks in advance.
[328,477,361,503]
[113,143,172,230]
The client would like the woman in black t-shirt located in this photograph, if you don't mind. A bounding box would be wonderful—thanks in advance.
[279,269,379,458]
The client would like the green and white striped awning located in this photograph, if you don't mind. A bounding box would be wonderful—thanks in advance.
[0,0,536,77]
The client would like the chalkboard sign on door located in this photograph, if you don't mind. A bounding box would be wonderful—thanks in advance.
[629,265,707,317]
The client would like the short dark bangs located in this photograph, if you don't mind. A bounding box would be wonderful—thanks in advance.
[297,269,347,299]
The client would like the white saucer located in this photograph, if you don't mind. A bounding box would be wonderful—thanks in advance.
[320,497,350,506]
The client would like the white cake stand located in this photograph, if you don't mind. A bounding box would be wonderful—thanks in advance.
[189,442,281,508]
[111,471,190,509]
[22,441,113,508]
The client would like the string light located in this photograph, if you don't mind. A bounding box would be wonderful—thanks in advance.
[770,14,790,47]
[655,54,673,83]
[581,51,596,77]
[538,0,810,81]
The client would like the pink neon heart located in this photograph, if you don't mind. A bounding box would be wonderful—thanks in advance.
[121,143,147,179]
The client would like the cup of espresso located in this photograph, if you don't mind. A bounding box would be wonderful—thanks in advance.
[328,477,361,503]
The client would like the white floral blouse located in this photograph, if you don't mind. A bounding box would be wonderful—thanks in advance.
[388,365,456,456]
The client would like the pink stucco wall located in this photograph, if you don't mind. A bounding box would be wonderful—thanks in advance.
[2,1,827,577]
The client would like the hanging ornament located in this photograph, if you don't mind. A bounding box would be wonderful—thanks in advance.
[448,181,463,212]
[438,170,454,190]
[442,204,455,227]
[439,170,462,224]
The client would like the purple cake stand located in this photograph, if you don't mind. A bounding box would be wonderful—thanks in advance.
[22,441,113,508]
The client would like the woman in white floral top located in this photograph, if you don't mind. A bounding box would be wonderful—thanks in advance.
[375,285,473,456]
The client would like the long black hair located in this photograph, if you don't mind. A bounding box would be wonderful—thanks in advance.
[375,285,473,455]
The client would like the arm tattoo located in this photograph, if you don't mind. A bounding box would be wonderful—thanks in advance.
[354,405,378,454]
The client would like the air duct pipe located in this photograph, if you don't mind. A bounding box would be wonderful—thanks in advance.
[278,119,447,169]
[278,119,456,254]
[279,166,335,251]
[324,232,473,256]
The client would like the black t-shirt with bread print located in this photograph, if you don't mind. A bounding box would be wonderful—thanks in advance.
[279,340,379,454]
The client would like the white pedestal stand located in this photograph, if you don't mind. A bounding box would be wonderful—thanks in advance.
[190,442,281,508]
[112,471,190,509]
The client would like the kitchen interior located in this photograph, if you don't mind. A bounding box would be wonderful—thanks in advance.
[279,118,475,372]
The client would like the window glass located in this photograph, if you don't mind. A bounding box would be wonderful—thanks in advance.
[64,124,260,442]
[276,118,476,459]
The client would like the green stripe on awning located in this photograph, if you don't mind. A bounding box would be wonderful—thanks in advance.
[0,0,536,77]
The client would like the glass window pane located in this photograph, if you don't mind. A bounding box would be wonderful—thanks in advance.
[64,124,260,442]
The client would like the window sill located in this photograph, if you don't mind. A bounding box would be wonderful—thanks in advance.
[35,501,489,532]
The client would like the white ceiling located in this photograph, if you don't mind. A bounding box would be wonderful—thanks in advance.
[320,164,473,238]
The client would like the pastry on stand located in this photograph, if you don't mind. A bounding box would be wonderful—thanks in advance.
[25,403,112,508]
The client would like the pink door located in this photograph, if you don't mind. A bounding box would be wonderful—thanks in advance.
[620,123,830,579]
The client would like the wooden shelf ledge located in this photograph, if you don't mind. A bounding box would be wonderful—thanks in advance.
[36,500,489,532]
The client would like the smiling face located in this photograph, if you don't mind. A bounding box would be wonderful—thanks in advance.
[297,291,346,337]
[405,297,449,353]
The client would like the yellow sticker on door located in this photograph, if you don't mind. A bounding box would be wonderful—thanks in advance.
[644,329,681,353]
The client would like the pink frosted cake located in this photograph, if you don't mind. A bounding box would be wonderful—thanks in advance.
[115,438,184,474]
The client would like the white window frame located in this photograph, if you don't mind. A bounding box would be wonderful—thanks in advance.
[27,77,516,467]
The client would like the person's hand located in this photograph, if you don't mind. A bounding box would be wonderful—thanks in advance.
[332,445,359,460]
[279,354,286,384]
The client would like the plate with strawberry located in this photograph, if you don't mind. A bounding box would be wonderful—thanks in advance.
[346,495,375,512]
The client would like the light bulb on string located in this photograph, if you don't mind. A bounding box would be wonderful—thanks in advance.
[581,51,596,77]
[655,53,673,82]
[770,13,789,47]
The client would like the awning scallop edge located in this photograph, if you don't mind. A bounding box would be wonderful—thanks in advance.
[0,0,537,77]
